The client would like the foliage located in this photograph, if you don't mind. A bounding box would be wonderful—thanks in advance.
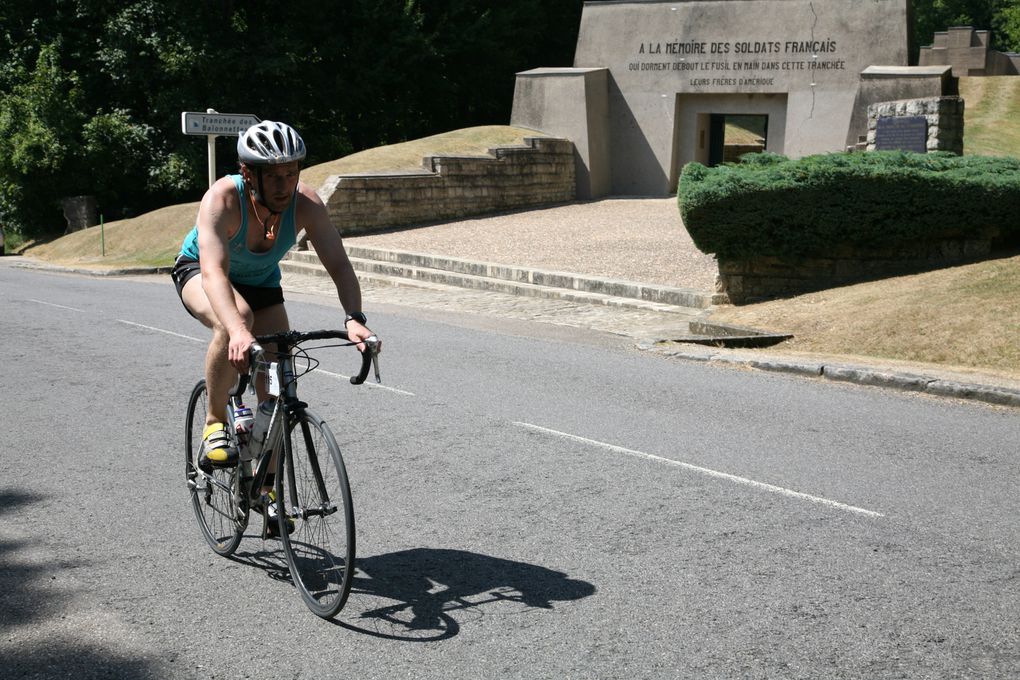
[995,4,1020,51]
[677,151,1020,259]
[0,0,583,238]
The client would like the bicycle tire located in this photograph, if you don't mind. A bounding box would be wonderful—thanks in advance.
[185,380,244,556]
[277,410,356,618]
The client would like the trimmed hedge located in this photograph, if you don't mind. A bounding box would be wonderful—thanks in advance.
[677,151,1020,259]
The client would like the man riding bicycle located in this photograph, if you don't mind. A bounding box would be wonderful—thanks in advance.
[171,120,378,472]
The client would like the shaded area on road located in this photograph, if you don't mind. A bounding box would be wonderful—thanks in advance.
[0,488,166,680]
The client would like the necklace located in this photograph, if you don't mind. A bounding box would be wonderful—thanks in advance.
[249,189,279,241]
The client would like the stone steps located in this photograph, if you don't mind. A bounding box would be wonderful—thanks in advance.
[280,245,725,315]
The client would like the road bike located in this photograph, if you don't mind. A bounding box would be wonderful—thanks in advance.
[185,329,380,618]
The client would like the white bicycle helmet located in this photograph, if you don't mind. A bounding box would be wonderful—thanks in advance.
[237,120,306,165]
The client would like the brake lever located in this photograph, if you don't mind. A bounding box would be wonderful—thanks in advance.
[350,336,381,385]
[367,336,381,384]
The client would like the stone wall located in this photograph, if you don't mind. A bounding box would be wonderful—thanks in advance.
[919,26,1020,76]
[866,96,964,155]
[510,68,610,199]
[61,195,98,234]
[304,137,575,242]
[717,230,998,303]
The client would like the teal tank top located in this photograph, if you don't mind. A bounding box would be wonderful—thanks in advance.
[179,174,297,287]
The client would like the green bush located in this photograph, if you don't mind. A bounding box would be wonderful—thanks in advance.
[677,151,1020,259]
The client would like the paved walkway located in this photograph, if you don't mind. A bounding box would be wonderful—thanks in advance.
[345,197,720,291]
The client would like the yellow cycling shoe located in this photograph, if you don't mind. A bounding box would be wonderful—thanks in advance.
[198,423,238,471]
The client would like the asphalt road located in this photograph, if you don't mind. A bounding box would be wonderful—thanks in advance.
[2,262,1019,679]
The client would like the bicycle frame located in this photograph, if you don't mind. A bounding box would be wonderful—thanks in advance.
[229,331,377,528]
[227,342,303,531]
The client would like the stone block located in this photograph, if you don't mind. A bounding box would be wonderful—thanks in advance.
[723,275,743,295]
[717,259,746,275]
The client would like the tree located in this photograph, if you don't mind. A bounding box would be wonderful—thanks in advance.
[0,42,86,233]
[993,4,1020,51]
[0,0,585,238]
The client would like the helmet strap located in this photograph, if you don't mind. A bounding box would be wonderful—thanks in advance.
[246,168,281,241]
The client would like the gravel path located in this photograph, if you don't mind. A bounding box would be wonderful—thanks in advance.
[345,197,720,292]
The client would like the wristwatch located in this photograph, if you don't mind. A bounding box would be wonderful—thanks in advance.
[344,312,367,326]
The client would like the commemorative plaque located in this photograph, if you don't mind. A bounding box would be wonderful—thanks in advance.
[874,116,928,153]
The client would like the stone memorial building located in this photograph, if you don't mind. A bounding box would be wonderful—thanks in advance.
[512,0,955,198]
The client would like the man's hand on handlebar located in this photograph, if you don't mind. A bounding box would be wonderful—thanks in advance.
[228,327,257,373]
[344,320,380,355]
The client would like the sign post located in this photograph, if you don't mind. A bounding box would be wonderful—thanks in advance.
[181,110,260,187]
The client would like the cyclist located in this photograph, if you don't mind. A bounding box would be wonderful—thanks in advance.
[171,120,378,471]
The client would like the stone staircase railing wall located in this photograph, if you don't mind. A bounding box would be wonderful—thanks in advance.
[301,137,575,244]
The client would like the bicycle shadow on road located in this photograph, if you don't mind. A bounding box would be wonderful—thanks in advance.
[335,547,596,641]
[227,532,291,582]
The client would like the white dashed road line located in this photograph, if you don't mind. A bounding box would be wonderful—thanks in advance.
[117,319,205,343]
[309,367,415,396]
[514,421,885,518]
[28,299,86,313]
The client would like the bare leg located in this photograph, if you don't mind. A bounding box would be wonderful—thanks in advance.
[180,274,254,426]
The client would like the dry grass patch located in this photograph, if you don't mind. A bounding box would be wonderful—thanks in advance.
[29,202,198,269]
[960,76,1020,158]
[300,125,545,190]
[708,255,1020,377]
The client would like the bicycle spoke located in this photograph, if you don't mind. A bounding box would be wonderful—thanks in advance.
[185,380,245,556]
[278,411,355,618]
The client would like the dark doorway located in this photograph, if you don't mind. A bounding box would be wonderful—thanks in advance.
[707,114,769,167]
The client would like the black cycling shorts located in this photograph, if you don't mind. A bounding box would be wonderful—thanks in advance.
[171,255,285,319]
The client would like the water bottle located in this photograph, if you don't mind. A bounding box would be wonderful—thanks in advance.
[233,404,255,438]
[233,403,255,459]
[250,398,276,453]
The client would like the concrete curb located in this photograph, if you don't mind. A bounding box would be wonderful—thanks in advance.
[639,342,1020,408]
[8,257,171,277]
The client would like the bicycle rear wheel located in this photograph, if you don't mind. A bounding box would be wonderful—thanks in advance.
[277,410,356,618]
[185,380,244,556]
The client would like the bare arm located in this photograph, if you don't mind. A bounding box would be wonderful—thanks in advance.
[196,177,256,368]
[298,184,378,349]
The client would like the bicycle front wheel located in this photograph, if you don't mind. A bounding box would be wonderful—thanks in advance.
[277,410,356,618]
[185,380,244,556]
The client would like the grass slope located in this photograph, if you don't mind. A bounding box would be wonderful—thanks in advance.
[28,202,199,269]
[960,76,1020,157]
[301,126,544,190]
